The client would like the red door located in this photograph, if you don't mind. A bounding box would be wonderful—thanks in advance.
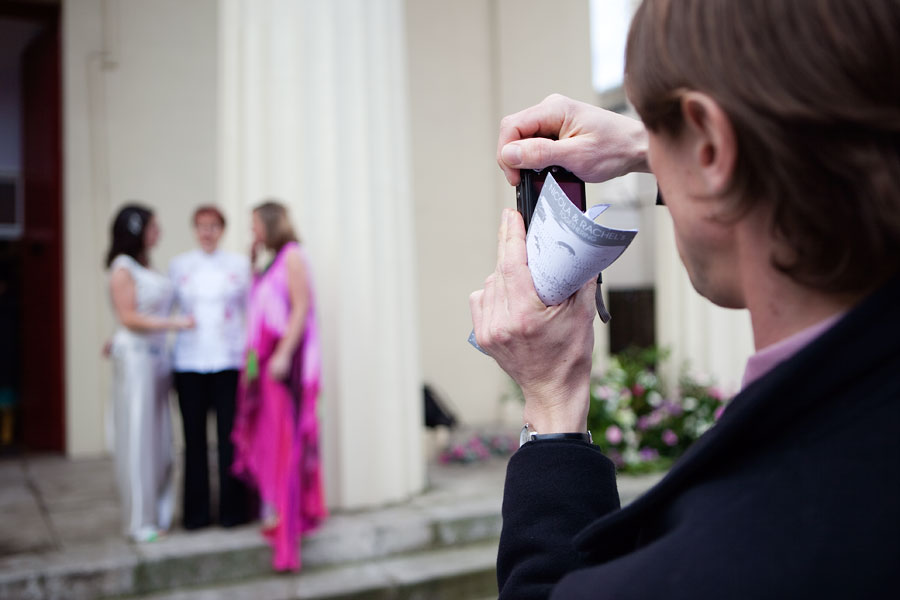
[19,13,65,452]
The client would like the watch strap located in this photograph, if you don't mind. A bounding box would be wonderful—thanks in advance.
[530,432,593,443]
[520,423,592,447]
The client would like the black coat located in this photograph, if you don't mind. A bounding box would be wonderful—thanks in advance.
[498,274,900,599]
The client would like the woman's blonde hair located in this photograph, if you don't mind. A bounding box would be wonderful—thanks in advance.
[254,200,299,252]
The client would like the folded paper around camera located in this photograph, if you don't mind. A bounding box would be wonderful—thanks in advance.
[525,172,636,305]
[468,173,637,353]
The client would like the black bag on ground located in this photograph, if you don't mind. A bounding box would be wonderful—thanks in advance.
[423,384,457,429]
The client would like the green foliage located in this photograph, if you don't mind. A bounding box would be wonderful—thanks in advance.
[588,346,729,473]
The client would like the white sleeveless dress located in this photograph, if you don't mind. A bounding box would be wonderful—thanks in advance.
[108,254,175,541]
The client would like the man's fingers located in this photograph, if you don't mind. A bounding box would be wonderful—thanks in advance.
[496,209,510,268]
[503,136,605,185]
[496,96,569,185]
[500,137,558,172]
[481,272,498,347]
[500,209,527,274]
[469,289,485,336]
[573,276,599,317]
[498,210,544,309]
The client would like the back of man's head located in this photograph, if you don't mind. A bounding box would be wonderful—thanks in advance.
[625,0,900,294]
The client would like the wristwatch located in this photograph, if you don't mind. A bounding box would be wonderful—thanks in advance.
[519,423,593,447]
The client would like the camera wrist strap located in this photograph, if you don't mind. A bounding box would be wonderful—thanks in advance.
[595,272,611,323]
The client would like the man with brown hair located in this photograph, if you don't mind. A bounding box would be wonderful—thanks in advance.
[470,1,900,597]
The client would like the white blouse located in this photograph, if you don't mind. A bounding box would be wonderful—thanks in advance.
[169,249,250,373]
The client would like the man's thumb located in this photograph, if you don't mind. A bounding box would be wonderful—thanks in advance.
[501,138,555,170]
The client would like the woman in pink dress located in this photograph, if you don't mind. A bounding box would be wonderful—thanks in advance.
[231,200,327,571]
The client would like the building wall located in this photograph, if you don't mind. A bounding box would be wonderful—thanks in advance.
[407,0,615,426]
[405,0,506,424]
[63,0,219,456]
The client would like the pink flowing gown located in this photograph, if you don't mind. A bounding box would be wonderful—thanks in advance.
[231,242,327,571]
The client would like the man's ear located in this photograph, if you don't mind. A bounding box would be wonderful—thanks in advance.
[680,91,737,196]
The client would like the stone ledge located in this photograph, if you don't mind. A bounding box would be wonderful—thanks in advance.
[0,456,660,600]
[0,498,503,600]
[134,541,499,600]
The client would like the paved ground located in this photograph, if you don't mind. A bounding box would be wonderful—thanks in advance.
[0,451,662,561]
[0,453,511,559]
[0,450,662,599]
[0,455,122,556]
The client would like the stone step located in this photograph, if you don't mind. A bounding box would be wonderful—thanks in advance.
[0,454,661,600]
[131,541,499,600]
[0,496,503,600]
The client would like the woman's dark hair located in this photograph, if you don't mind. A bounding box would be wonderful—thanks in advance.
[105,204,154,268]
[254,200,299,253]
[626,0,900,293]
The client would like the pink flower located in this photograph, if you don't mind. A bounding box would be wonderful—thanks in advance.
[639,447,659,461]
[632,384,645,397]
[605,425,623,445]
[662,429,678,447]
[663,401,683,416]
[608,450,625,468]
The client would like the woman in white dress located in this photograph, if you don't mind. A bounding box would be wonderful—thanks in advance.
[169,206,251,530]
[106,204,193,542]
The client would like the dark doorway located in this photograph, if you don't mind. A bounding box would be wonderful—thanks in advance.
[0,2,64,453]
[608,288,656,355]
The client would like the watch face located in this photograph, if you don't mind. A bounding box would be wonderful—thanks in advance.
[519,424,534,448]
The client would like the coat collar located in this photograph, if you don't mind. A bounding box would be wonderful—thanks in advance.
[574,272,900,561]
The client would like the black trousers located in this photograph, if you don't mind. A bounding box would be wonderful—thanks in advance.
[174,370,250,529]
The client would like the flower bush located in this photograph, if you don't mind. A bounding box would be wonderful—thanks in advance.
[438,432,519,464]
[589,347,730,473]
[439,347,730,470]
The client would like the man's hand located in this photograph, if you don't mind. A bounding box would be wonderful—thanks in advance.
[497,94,650,186]
[469,209,596,434]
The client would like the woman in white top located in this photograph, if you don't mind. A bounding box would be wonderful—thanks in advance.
[169,206,251,529]
[107,204,193,543]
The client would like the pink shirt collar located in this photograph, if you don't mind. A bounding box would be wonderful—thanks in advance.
[741,312,845,389]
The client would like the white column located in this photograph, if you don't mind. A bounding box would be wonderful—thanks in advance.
[219,0,424,509]
[655,210,755,395]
